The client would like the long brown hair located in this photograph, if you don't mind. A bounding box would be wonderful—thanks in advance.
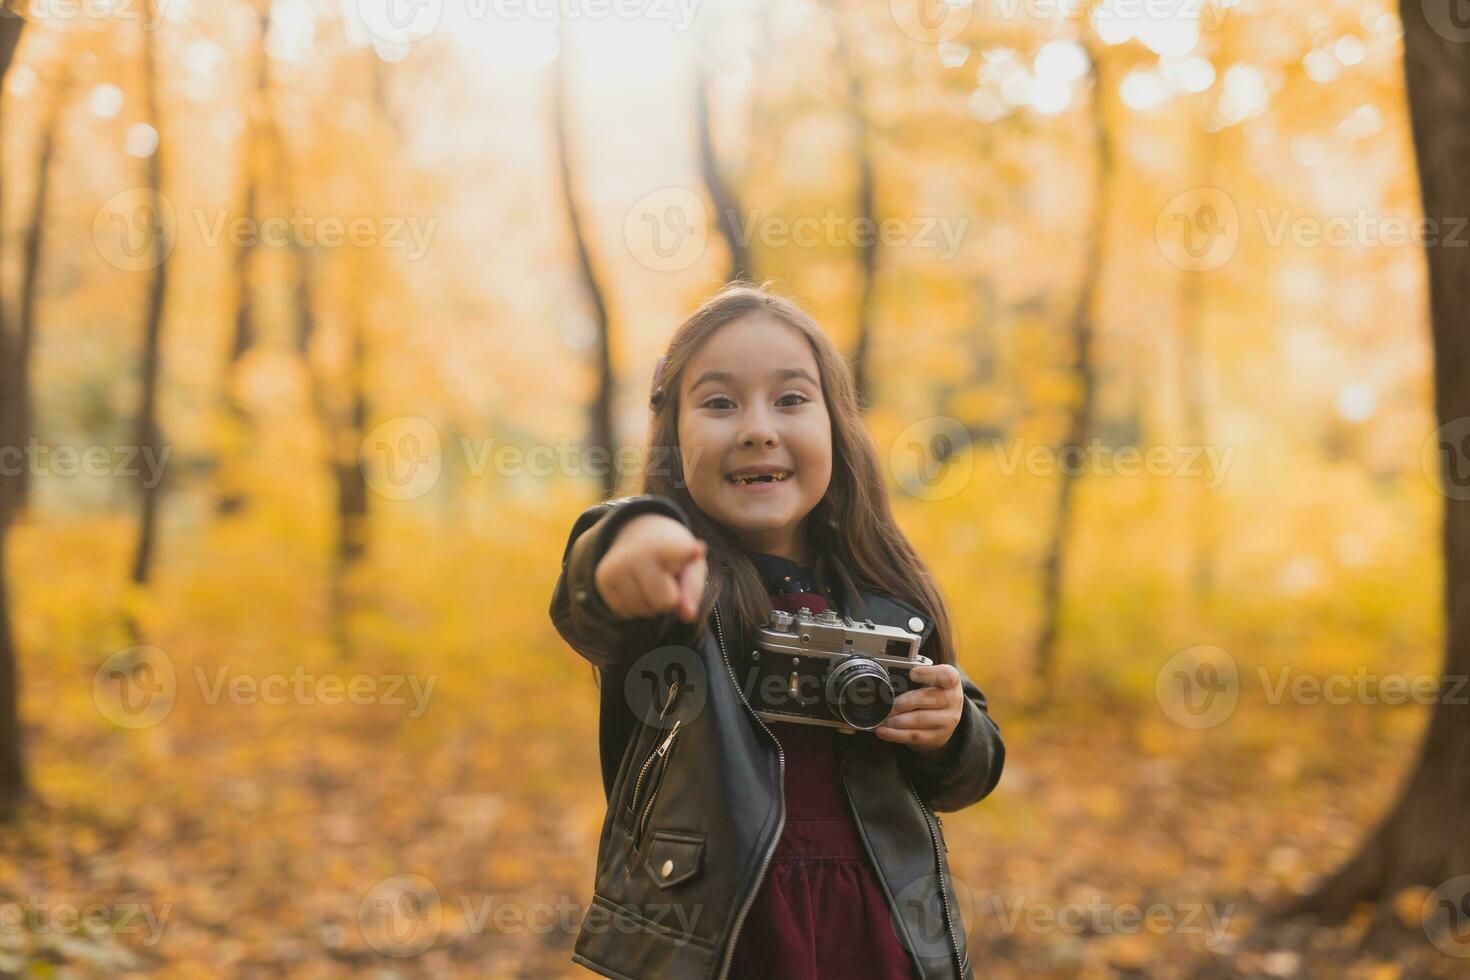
[638,281,957,666]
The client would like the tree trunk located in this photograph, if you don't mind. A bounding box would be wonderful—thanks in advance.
[130,4,169,587]
[0,11,28,812]
[6,53,63,521]
[1174,32,1225,608]
[553,26,617,500]
[336,316,369,568]
[1283,0,1470,940]
[215,16,269,517]
[1033,46,1111,692]
[694,59,752,284]
[835,27,879,410]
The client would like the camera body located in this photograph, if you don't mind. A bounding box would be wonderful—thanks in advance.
[743,606,932,733]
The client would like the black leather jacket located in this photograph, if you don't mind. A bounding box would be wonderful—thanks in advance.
[550,495,1005,980]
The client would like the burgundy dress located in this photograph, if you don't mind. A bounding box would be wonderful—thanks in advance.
[726,553,915,980]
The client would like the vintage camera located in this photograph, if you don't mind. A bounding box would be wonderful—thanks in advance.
[743,607,932,732]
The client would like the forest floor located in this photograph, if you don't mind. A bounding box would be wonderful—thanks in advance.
[0,501,1463,978]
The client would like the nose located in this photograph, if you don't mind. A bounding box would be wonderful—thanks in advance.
[736,404,778,449]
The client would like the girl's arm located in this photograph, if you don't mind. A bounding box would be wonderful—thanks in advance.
[898,666,1006,812]
[549,494,698,670]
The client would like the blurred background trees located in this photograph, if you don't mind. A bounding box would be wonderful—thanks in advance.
[0,0,1463,974]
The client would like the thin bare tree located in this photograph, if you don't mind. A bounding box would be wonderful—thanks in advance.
[215,12,270,516]
[129,0,171,589]
[1033,43,1113,691]
[0,7,28,812]
[694,57,753,284]
[553,22,617,500]
[262,56,357,656]
[834,26,879,409]
[9,62,70,520]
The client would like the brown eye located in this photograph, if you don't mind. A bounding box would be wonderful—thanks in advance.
[703,396,735,410]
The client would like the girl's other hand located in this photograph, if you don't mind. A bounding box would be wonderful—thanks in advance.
[594,514,709,624]
[873,663,964,760]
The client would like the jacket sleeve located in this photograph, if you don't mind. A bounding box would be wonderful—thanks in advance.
[898,664,1005,812]
[549,494,699,671]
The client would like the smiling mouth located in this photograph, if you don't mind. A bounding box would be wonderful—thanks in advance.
[726,471,793,486]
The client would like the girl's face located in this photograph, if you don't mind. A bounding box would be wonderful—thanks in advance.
[677,313,833,564]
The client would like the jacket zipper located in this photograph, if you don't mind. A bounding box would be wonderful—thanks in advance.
[625,681,681,830]
[712,603,785,980]
[906,775,964,977]
[632,720,680,851]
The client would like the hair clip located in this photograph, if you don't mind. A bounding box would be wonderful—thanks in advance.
[649,354,667,409]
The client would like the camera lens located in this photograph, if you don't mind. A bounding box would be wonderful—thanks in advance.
[825,658,895,730]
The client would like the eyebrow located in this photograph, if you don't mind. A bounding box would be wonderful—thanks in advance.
[689,368,818,391]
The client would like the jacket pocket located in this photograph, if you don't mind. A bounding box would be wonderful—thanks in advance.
[642,830,705,889]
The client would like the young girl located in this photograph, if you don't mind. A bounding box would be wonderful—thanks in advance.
[550,283,1004,980]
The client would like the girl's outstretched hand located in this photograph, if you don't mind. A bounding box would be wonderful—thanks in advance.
[593,514,709,624]
[874,663,964,760]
